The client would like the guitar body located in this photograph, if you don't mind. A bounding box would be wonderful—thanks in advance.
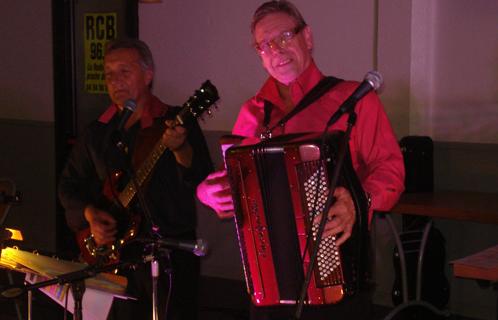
[76,170,142,265]
[75,80,219,264]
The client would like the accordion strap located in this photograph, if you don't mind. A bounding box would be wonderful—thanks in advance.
[262,76,343,139]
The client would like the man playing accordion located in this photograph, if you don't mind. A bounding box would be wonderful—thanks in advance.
[197,1,405,319]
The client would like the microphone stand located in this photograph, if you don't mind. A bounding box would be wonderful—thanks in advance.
[114,127,161,237]
[293,110,358,320]
[114,129,171,320]
[141,240,173,320]
[141,241,161,320]
[72,280,85,320]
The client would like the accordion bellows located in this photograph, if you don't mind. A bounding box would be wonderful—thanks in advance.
[224,131,369,306]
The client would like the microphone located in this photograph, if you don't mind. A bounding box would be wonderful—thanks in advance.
[114,99,137,150]
[326,71,383,126]
[157,238,208,257]
[116,99,137,133]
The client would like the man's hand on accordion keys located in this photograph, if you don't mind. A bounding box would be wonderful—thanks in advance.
[196,170,235,219]
[313,186,356,246]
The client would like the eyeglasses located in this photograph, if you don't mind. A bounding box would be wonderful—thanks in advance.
[254,25,305,55]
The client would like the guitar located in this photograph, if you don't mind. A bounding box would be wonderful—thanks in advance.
[76,80,219,264]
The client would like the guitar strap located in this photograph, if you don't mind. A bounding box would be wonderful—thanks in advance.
[261,76,343,139]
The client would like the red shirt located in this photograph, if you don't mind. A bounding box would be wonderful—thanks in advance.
[233,61,405,222]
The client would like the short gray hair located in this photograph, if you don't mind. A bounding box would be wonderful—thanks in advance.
[105,38,155,72]
[251,0,307,34]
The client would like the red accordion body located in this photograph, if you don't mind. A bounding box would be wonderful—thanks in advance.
[225,132,369,307]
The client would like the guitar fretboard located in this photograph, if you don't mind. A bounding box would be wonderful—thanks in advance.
[118,139,168,207]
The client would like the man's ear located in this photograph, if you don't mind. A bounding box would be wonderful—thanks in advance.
[303,26,313,51]
[145,69,154,87]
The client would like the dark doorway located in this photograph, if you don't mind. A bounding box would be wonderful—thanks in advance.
[52,0,138,259]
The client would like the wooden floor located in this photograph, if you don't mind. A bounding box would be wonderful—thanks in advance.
[0,274,482,320]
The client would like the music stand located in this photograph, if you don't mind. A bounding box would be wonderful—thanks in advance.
[0,179,23,320]
[0,246,133,320]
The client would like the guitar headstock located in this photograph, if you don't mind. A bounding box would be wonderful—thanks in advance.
[177,80,219,125]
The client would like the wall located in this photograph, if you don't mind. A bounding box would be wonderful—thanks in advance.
[0,1,56,252]
[408,0,498,144]
[0,2,54,122]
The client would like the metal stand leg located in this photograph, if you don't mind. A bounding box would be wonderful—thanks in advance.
[151,259,159,320]
[7,270,24,320]
[27,289,31,320]
[144,244,172,320]
[71,280,86,320]
[495,282,498,320]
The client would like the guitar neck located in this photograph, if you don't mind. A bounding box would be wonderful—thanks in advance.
[116,79,218,208]
[118,138,169,208]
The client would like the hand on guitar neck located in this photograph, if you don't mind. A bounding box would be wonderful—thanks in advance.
[84,205,117,247]
[162,119,193,168]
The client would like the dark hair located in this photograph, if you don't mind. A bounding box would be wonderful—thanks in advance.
[251,0,307,34]
[105,38,155,72]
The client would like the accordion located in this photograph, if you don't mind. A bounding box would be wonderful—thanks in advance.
[224,131,369,306]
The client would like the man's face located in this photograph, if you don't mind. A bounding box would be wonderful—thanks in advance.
[104,48,153,107]
[253,12,313,85]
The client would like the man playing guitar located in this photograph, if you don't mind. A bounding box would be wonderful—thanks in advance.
[58,38,214,320]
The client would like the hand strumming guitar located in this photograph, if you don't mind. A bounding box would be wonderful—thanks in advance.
[84,205,117,247]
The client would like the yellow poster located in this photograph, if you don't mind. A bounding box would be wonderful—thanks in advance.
[84,13,117,94]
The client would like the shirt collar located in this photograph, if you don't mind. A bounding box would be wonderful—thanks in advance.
[256,60,324,110]
[98,95,167,128]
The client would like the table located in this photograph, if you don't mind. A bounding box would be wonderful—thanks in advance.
[391,191,498,224]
